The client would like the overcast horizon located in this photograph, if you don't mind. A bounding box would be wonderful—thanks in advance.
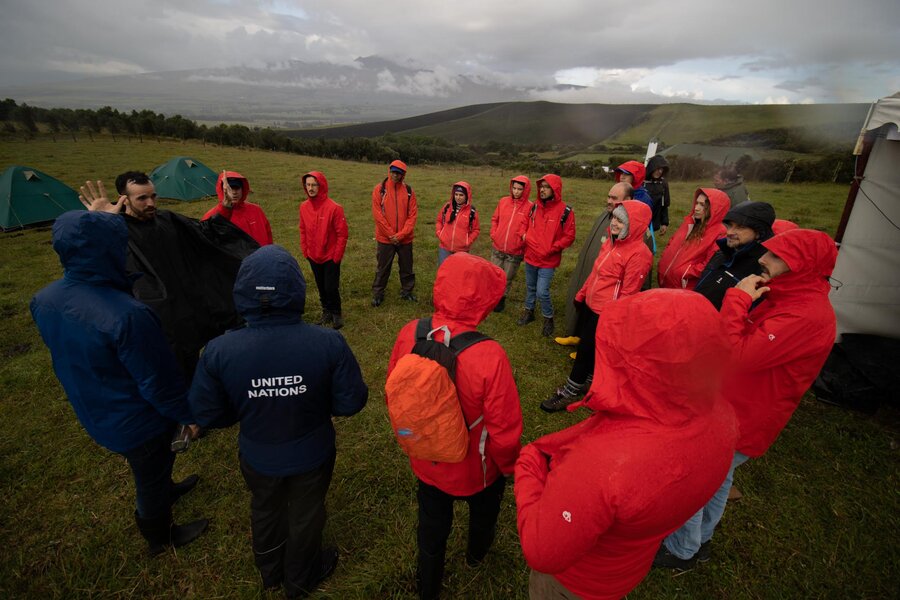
[1,0,898,105]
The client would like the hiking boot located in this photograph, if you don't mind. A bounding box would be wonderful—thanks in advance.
[286,546,339,599]
[554,336,580,346]
[541,316,555,337]
[517,309,535,326]
[493,296,506,313]
[170,474,199,506]
[332,314,344,330]
[400,292,417,302]
[652,543,697,570]
[540,388,579,413]
[317,311,333,326]
[696,540,712,563]
[371,296,383,307]
[728,486,743,501]
[135,511,209,556]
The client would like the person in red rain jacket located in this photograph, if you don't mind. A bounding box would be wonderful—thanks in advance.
[516,290,738,600]
[772,218,799,234]
[656,229,838,569]
[387,253,523,600]
[542,200,652,412]
[203,170,273,246]
[519,174,576,337]
[657,188,730,289]
[489,175,532,313]
[298,171,349,330]
[372,160,418,305]
[435,181,480,266]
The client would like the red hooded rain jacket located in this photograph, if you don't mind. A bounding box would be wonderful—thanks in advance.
[435,181,480,253]
[524,174,576,268]
[372,160,418,244]
[657,188,730,289]
[722,229,837,457]
[203,171,273,246]
[388,253,523,496]
[490,175,532,256]
[515,290,737,600]
[298,171,349,264]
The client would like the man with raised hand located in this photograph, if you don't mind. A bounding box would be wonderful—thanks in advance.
[655,229,838,569]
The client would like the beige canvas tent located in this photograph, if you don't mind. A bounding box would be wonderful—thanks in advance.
[830,93,900,341]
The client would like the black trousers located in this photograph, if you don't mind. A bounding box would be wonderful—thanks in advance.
[372,242,415,298]
[308,260,341,315]
[121,428,177,520]
[240,452,336,596]
[416,476,507,599]
[570,305,600,385]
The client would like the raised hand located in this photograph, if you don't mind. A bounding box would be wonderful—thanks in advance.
[79,180,123,214]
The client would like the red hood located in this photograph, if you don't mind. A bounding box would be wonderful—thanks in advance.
[536,174,563,206]
[614,200,652,245]
[449,180,472,207]
[510,175,532,201]
[579,289,731,425]
[303,171,329,201]
[772,219,799,234]
[696,187,731,225]
[763,229,837,297]
[389,159,407,182]
[216,170,250,203]
[615,161,646,188]
[433,253,506,328]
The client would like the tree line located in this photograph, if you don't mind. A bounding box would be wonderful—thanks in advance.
[1,99,851,183]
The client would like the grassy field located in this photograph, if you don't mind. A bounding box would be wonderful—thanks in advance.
[1,137,897,599]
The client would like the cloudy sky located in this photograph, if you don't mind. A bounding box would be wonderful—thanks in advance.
[1,0,898,104]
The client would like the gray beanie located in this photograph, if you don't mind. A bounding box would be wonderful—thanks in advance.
[612,204,630,240]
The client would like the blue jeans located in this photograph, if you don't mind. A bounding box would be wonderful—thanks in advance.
[121,428,177,519]
[524,263,555,318]
[437,247,453,267]
[664,451,750,559]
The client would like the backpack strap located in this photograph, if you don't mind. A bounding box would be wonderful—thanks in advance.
[414,317,432,341]
[560,204,572,226]
[447,329,492,487]
[380,180,414,217]
[468,206,477,234]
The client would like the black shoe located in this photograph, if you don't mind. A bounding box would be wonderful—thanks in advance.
[371,296,383,307]
[652,543,697,570]
[170,519,209,549]
[493,296,506,313]
[288,547,339,599]
[540,388,579,413]
[696,540,712,562]
[170,474,199,506]
[517,309,535,326]
[332,314,344,330]
[135,512,208,556]
[400,292,417,302]
[541,316,555,337]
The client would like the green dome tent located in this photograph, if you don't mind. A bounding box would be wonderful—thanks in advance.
[0,166,83,232]
[149,156,217,201]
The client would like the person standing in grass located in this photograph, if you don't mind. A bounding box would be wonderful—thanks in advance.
[435,181,480,267]
[657,188,730,290]
[541,201,652,413]
[556,182,632,347]
[655,229,838,570]
[713,166,751,205]
[387,253,523,600]
[203,170,273,246]
[516,290,737,600]
[372,160,418,306]
[489,175,531,313]
[298,171,349,330]
[644,155,671,238]
[31,211,207,557]
[519,174,576,337]
[189,245,367,598]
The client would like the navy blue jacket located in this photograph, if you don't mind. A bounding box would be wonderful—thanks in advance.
[30,211,193,453]
[189,245,367,476]
[693,237,768,310]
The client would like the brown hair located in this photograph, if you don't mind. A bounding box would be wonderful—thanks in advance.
[686,196,711,242]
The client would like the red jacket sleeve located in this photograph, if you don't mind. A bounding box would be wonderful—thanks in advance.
[398,189,418,242]
[478,345,521,475]
[298,205,309,259]
[490,202,501,244]
[515,443,615,574]
[262,212,273,245]
[686,242,719,281]
[618,251,652,298]
[332,204,349,263]
[551,209,576,253]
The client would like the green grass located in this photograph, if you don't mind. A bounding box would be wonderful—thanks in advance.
[1,137,897,599]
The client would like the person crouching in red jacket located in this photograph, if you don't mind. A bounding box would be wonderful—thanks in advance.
[655,229,838,569]
[203,170,273,246]
[298,171,349,329]
[516,289,737,600]
[435,181,480,267]
[388,253,523,600]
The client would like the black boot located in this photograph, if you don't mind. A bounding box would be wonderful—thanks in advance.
[135,511,209,556]
[466,523,497,567]
[170,474,199,506]
[331,313,344,330]
[286,546,339,600]
[416,547,445,600]
[493,296,506,313]
[517,308,535,326]
[541,316,555,337]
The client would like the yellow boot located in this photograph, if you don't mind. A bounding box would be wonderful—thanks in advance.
[554,336,580,346]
